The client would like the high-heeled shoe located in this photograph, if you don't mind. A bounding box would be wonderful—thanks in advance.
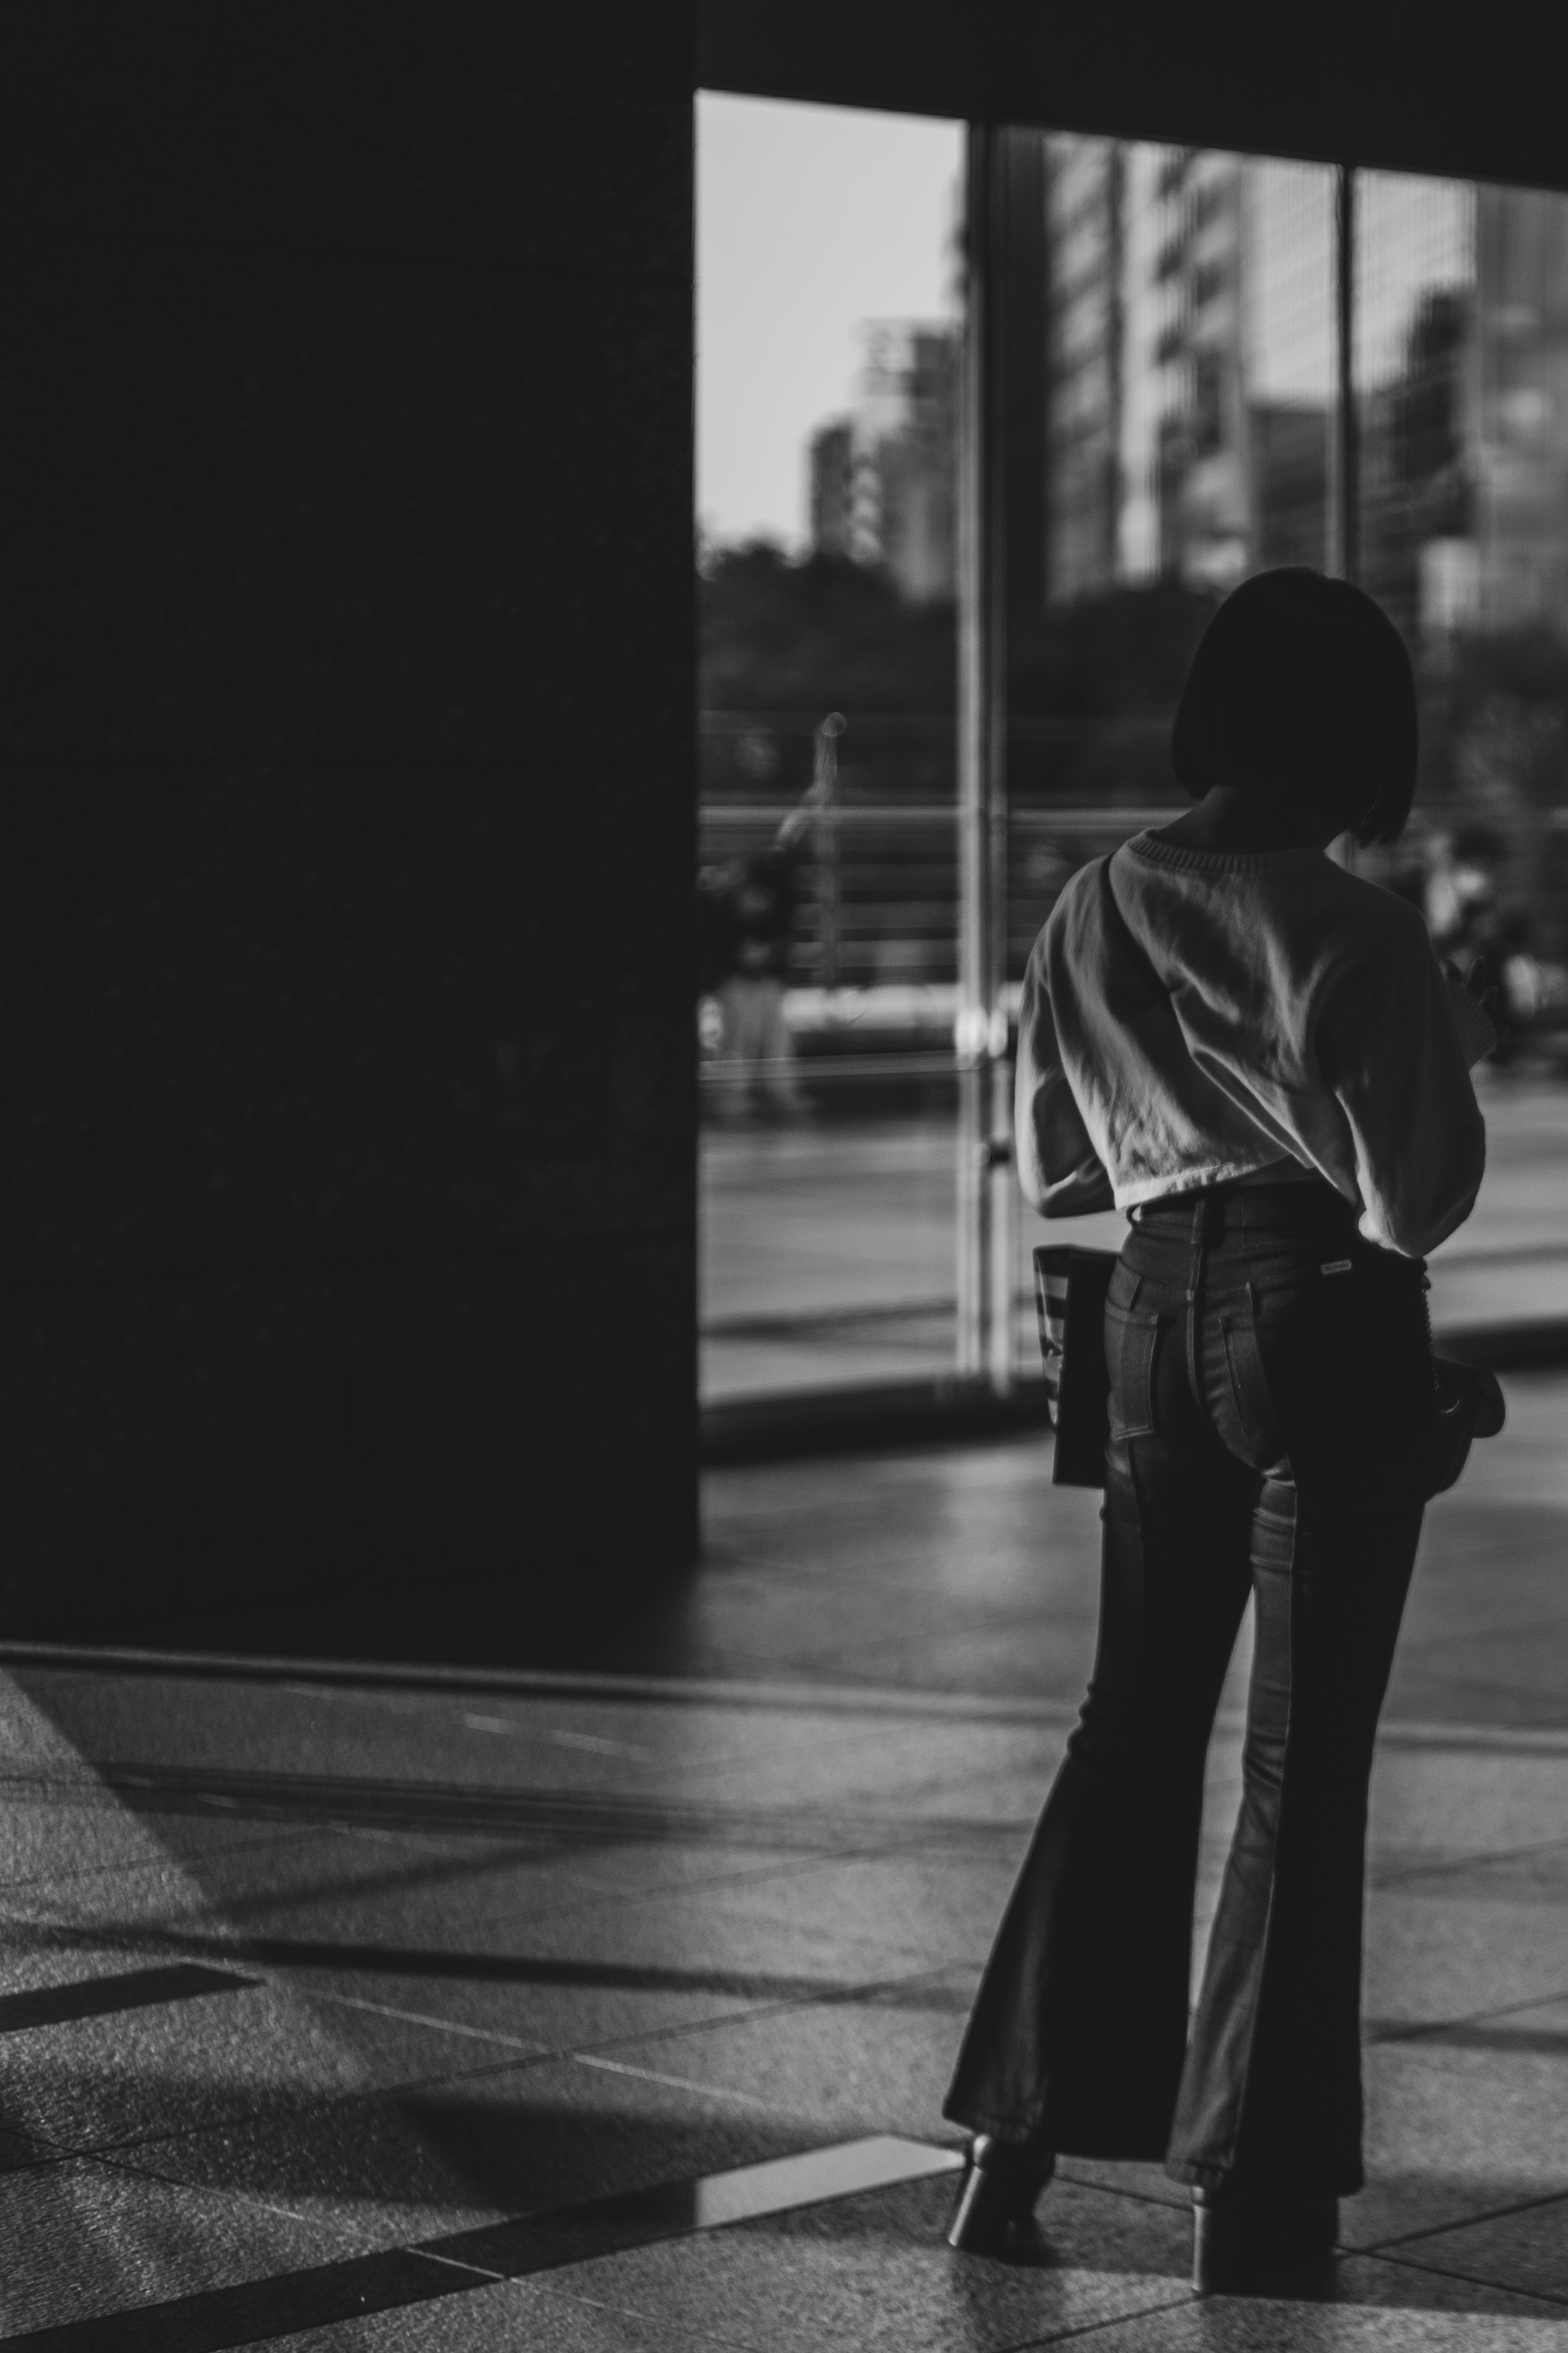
[1191,2184,1338,2292]
[947,2134,1055,2253]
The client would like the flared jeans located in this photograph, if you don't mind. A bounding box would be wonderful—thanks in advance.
[944,1182,1434,2196]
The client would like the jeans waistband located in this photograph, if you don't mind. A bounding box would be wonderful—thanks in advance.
[1129,1178,1357,1244]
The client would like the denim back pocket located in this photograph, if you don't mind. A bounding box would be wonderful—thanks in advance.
[1105,1301,1160,1440]
[1218,1305,1291,1467]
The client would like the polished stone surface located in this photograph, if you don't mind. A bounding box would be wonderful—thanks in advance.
[1,1381,1564,2341]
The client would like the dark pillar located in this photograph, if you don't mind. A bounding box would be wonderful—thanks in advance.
[1,8,697,1659]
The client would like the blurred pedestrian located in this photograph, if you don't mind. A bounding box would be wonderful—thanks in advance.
[1424,823,1505,963]
[945,569,1494,2290]
[714,848,804,1118]
[1425,827,1529,1062]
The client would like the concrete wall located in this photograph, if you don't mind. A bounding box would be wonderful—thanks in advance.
[2,9,697,1658]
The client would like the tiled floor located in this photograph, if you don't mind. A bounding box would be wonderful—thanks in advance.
[2,1378,1566,2346]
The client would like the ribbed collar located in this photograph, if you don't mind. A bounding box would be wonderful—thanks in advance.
[1122,830,1327,875]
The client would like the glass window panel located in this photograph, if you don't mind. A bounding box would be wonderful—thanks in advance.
[1356,172,1568,1334]
[697,95,964,1402]
[1006,141,1338,1376]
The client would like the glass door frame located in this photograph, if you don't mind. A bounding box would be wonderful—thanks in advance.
[951,130,1362,1393]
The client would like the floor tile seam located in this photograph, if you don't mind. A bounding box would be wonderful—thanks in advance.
[1366,1979,1568,2046]
[86,2137,367,2241]
[0,2134,79,2180]
[249,1950,969,2106]
[538,2282,764,2351]
[493,1860,938,1947]
[30,1780,1052,1856]
[475,1824,997,1934]
[1052,2163,1188,2214]
[4,1644,1091,1724]
[1353,2182,1568,2256]
[1359,2239,1568,2308]
[1367,1891,1568,1927]
[15,1646,1568,1753]
[1375,1715,1568,1753]
[4,1860,977,1987]
[1396,1610,1568,1660]
[566,2049,777,2112]
[1383,1668,1568,1716]
[198,1826,610,1929]
[457,1863,981,1972]
[1382,1854,1568,1891]
[1372,1833,1568,1887]
[540,1838,917,1915]
[22,2133,978,2344]
[41,2036,549,2175]
[995,2288,1198,2351]
[437,1900,960,1988]
[409,2245,509,2284]
[301,1982,548,2055]
[622,1741,1069,1808]
[1367,1838,1567,1882]
[74,2018,753,2186]
[58,1955,968,2174]
[0,1824,335,1900]
[506,1954,978,2081]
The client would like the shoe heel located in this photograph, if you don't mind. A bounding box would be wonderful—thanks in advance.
[947,2137,1053,2255]
[1190,2190,1220,2294]
[947,2158,1005,2253]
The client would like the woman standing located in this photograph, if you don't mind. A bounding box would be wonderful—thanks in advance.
[944,570,1494,2290]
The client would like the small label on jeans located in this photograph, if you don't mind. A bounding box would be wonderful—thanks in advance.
[1321,1259,1353,1274]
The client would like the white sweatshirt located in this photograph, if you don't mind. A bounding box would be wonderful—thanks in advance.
[1016,832,1491,1257]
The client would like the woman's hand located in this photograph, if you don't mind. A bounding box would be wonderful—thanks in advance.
[1462,955,1503,1029]
[1443,955,1502,1028]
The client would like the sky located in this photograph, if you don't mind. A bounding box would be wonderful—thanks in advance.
[697,93,962,551]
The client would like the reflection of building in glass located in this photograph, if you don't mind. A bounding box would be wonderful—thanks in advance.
[806,323,957,602]
[1040,136,1125,602]
[804,156,1568,643]
[1038,138,1334,605]
[1358,176,1568,640]
[1474,187,1568,629]
[1356,174,1476,640]
[1151,149,1252,590]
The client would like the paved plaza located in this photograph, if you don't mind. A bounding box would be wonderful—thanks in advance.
[2,1366,1565,2345]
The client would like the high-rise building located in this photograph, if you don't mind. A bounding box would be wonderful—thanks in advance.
[1039,139,1334,605]
[1040,135,1125,604]
[1356,174,1568,641]
[1473,184,1568,628]
[806,323,958,602]
[806,152,1568,643]
[808,420,855,560]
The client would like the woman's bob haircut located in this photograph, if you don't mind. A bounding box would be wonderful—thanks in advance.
[1171,567,1417,846]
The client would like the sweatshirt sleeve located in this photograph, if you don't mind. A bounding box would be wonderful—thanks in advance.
[1322,950,1487,1256]
[1014,934,1116,1217]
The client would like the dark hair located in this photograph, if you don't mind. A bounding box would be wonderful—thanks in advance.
[1170,567,1417,845]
